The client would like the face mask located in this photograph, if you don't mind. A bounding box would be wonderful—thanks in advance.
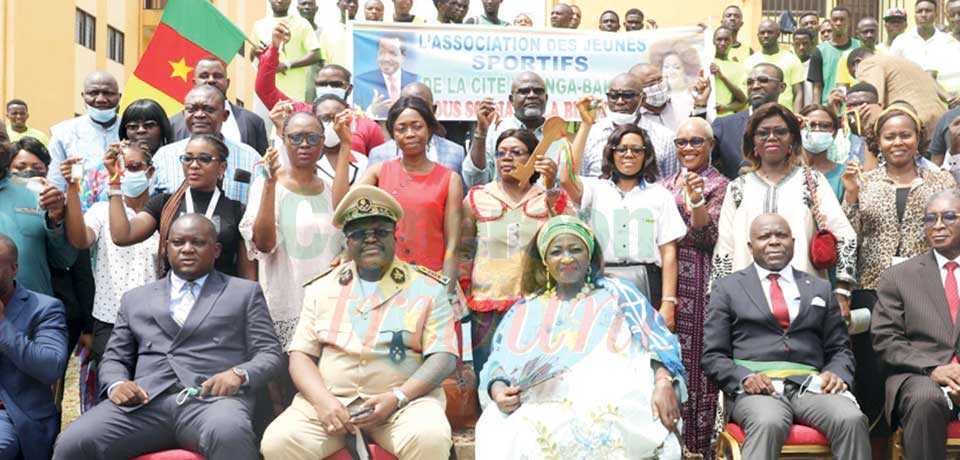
[315,86,347,100]
[12,169,45,179]
[642,80,671,107]
[802,129,834,154]
[607,109,639,126]
[86,104,117,124]
[323,121,340,148]
[120,170,150,198]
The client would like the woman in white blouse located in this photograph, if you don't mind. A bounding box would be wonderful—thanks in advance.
[561,99,687,330]
[240,111,352,348]
[712,102,858,318]
[61,142,159,362]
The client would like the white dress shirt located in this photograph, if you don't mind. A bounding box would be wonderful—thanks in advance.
[933,250,960,290]
[220,101,242,146]
[754,264,801,321]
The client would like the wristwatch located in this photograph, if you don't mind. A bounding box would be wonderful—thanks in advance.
[392,387,410,409]
[231,367,248,384]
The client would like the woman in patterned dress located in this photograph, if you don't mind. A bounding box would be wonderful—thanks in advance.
[662,117,728,458]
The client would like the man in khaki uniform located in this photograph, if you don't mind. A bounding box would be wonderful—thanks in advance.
[261,185,458,460]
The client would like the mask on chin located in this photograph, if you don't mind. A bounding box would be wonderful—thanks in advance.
[86,104,118,124]
[607,109,639,126]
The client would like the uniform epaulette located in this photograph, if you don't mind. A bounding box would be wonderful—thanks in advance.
[414,265,449,285]
[302,265,338,287]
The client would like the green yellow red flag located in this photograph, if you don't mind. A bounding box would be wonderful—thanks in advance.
[120,0,246,115]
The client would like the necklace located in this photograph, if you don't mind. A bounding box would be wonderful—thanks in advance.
[544,281,594,302]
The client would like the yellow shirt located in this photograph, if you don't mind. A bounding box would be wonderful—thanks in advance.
[320,22,348,67]
[7,126,49,146]
[746,49,805,109]
[728,42,752,64]
[253,14,321,102]
[713,57,748,117]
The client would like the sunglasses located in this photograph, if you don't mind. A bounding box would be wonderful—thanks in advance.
[515,87,546,96]
[494,149,530,158]
[287,133,323,146]
[125,120,160,131]
[806,121,835,132]
[606,91,639,101]
[674,137,708,148]
[613,146,645,155]
[754,126,791,139]
[923,212,960,226]
[346,228,394,241]
[179,154,221,165]
[746,75,781,86]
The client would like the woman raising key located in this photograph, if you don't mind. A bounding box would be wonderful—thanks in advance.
[476,216,686,459]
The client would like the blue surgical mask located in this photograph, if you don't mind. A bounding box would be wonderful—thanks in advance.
[802,129,834,154]
[120,170,150,198]
[86,104,117,124]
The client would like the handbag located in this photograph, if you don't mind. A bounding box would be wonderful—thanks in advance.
[803,166,839,270]
[442,319,479,430]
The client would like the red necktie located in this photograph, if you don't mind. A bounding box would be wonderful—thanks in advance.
[768,274,791,330]
[947,262,959,325]
[388,78,399,99]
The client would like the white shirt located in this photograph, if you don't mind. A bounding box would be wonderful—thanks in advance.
[933,250,960,289]
[169,272,208,320]
[383,71,402,99]
[755,264,801,321]
[577,178,687,265]
[85,202,159,323]
[890,28,960,74]
[221,101,242,146]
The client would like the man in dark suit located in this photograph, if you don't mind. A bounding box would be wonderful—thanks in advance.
[703,213,870,459]
[355,35,419,117]
[170,57,268,154]
[873,189,960,460]
[54,214,283,460]
[0,233,68,460]
[711,63,786,179]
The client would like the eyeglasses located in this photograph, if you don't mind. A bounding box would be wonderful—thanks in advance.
[923,212,960,226]
[179,154,221,165]
[184,105,219,115]
[494,149,529,158]
[346,228,394,241]
[287,133,324,146]
[746,75,781,86]
[606,91,638,101]
[125,161,151,172]
[754,126,791,139]
[806,121,834,132]
[613,145,645,155]
[674,137,708,148]
[515,87,546,96]
[316,81,347,88]
[125,120,159,131]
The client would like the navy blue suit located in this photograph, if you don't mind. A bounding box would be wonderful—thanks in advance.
[0,285,68,460]
[355,69,419,116]
[711,111,749,180]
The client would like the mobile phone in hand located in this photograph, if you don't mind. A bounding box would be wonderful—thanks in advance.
[349,406,373,420]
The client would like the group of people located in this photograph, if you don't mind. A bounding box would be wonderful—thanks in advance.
[6,1,960,460]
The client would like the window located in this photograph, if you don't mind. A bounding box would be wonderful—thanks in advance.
[144,0,169,9]
[108,27,125,63]
[76,9,96,50]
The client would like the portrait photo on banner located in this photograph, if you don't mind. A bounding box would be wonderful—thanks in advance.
[348,23,710,121]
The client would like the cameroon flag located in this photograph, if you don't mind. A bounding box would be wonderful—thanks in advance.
[120,0,246,115]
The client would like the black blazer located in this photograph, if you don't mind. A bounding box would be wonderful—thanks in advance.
[703,265,856,396]
[711,111,749,180]
[170,102,268,154]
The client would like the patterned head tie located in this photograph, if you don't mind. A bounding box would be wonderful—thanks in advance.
[536,215,596,260]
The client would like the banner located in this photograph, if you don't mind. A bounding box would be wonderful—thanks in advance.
[349,23,710,121]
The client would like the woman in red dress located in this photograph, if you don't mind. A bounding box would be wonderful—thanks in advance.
[360,96,464,281]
